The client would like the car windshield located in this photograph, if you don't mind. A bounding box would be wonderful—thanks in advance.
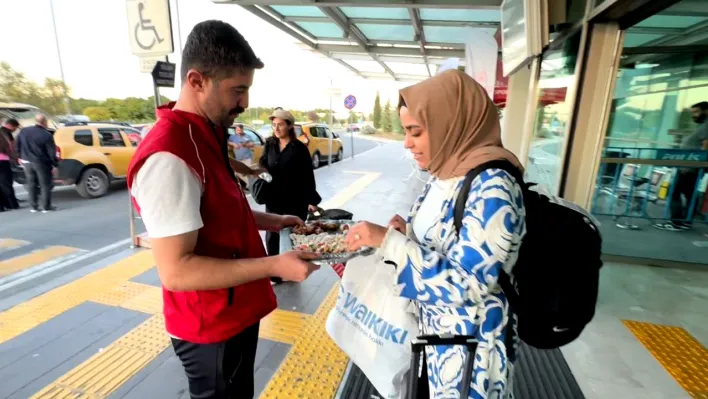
[257,126,271,136]
[2,107,39,121]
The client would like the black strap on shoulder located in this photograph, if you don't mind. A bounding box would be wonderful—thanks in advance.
[453,160,524,234]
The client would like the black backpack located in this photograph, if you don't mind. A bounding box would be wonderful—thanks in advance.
[453,160,603,349]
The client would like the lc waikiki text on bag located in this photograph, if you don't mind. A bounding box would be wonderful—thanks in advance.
[454,160,603,349]
[325,255,418,399]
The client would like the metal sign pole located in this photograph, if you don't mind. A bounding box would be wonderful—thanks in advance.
[129,199,137,249]
[351,123,355,159]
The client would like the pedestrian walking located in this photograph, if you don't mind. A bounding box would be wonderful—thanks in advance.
[15,114,58,213]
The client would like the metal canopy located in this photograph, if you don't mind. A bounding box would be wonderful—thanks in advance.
[215,0,502,81]
[215,0,706,82]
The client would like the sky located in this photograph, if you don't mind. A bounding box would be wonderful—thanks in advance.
[0,0,411,116]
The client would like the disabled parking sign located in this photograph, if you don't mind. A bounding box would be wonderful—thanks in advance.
[344,95,357,110]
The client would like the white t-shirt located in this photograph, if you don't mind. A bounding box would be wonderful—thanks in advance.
[412,178,457,241]
[131,152,204,238]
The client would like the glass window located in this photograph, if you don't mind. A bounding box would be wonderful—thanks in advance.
[270,6,324,17]
[73,129,93,146]
[122,128,142,147]
[294,22,343,38]
[525,30,582,195]
[356,24,415,41]
[244,129,262,145]
[294,125,304,137]
[340,7,410,20]
[605,52,708,149]
[98,129,126,147]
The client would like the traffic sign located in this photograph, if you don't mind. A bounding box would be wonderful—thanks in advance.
[139,55,165,73]
[152,61,176,88]
[126,0,174,56]
[344,95,357,110]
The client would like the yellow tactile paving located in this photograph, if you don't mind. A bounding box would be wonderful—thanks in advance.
[0,246,79,277]
[0,250,155,344]
[31,314,169,399]
[260,309,310,345]
[319,172,381,209]
[90,280,163,315]
[119,284,163,315]
[259,285,348,399]
[0,238,30,252]
[624,320,708,398]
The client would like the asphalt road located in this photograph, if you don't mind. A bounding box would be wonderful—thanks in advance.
[2,135,378,253]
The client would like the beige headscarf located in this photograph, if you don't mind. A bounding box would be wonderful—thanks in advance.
[399,69,522,180]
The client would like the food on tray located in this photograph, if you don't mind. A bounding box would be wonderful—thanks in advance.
[290,233,348,254]
[292,221,349,236]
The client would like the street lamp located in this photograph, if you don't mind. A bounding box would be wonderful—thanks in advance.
[49,0,71,114]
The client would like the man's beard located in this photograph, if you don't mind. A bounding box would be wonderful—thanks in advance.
[694,114,707,124]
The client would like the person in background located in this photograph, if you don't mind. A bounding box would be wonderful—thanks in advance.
[260,108,321,285]
[346,70,525,399]
[228,123,256,184]
[654,101,708,232]
[127,20,319,399]
[15,114,58,213]
[0,121,19,211]
[1,118,20,144]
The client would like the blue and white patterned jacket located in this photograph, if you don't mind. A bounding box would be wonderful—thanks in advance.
[378,168,526,399]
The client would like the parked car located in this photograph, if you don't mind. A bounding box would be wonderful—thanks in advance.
[296,123,344,168]
[12,123,141,199]
[0,102,59,135]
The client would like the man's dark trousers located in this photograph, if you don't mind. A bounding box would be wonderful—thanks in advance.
[24,162,52,210]
[171,322,260,399]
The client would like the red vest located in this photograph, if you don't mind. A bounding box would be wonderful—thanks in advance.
[127,103,276,344]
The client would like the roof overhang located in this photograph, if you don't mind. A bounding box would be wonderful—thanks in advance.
[214,0,503,82]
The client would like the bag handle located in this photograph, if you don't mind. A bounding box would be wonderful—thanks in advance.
[407,335,478,399]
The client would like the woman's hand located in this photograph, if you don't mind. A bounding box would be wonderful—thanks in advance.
[388,214,407,234]
[346,222,387,251]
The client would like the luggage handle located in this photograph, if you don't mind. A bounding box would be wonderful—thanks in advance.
[407,335,478,399]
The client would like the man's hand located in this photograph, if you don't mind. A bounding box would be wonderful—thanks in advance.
[272,251,320,282]
[279,215,305,230]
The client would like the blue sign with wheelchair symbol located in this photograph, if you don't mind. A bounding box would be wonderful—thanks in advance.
[344,95,357,110]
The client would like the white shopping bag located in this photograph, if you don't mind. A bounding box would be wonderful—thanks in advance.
[326,255,418,399]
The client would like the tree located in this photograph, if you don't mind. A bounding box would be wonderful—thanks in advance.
[373,92,382,129]
[392,106,403,134]
[0,62,169,123]
[348,111,357,124]
[381,100,393,132]
[83,107,113,121]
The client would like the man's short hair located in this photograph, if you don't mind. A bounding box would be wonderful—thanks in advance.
[181,20,264,82]
[3,118,19,127]
[691,101,708,111]
[236,124,243,129]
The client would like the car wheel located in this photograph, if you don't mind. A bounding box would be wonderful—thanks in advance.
[76,168,109,199]
[312,152,320,169]
[336,148,344,161]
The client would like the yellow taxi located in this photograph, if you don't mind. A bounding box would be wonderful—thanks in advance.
[295,123,344,168]
[12,123,142,199]
[227,124,265,166]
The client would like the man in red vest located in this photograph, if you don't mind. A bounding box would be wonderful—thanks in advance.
[127,20,320,398]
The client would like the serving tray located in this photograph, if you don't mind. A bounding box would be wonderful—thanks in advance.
[279,220,374,265]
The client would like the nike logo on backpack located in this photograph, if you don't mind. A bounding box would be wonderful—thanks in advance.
[553,326,569,333]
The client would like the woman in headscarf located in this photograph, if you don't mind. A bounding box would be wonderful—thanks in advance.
[346,69,526,399]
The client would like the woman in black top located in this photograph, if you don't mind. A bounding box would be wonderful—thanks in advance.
[260,109,321,283]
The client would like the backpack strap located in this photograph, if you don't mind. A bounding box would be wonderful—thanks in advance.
[453,159,524,234]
